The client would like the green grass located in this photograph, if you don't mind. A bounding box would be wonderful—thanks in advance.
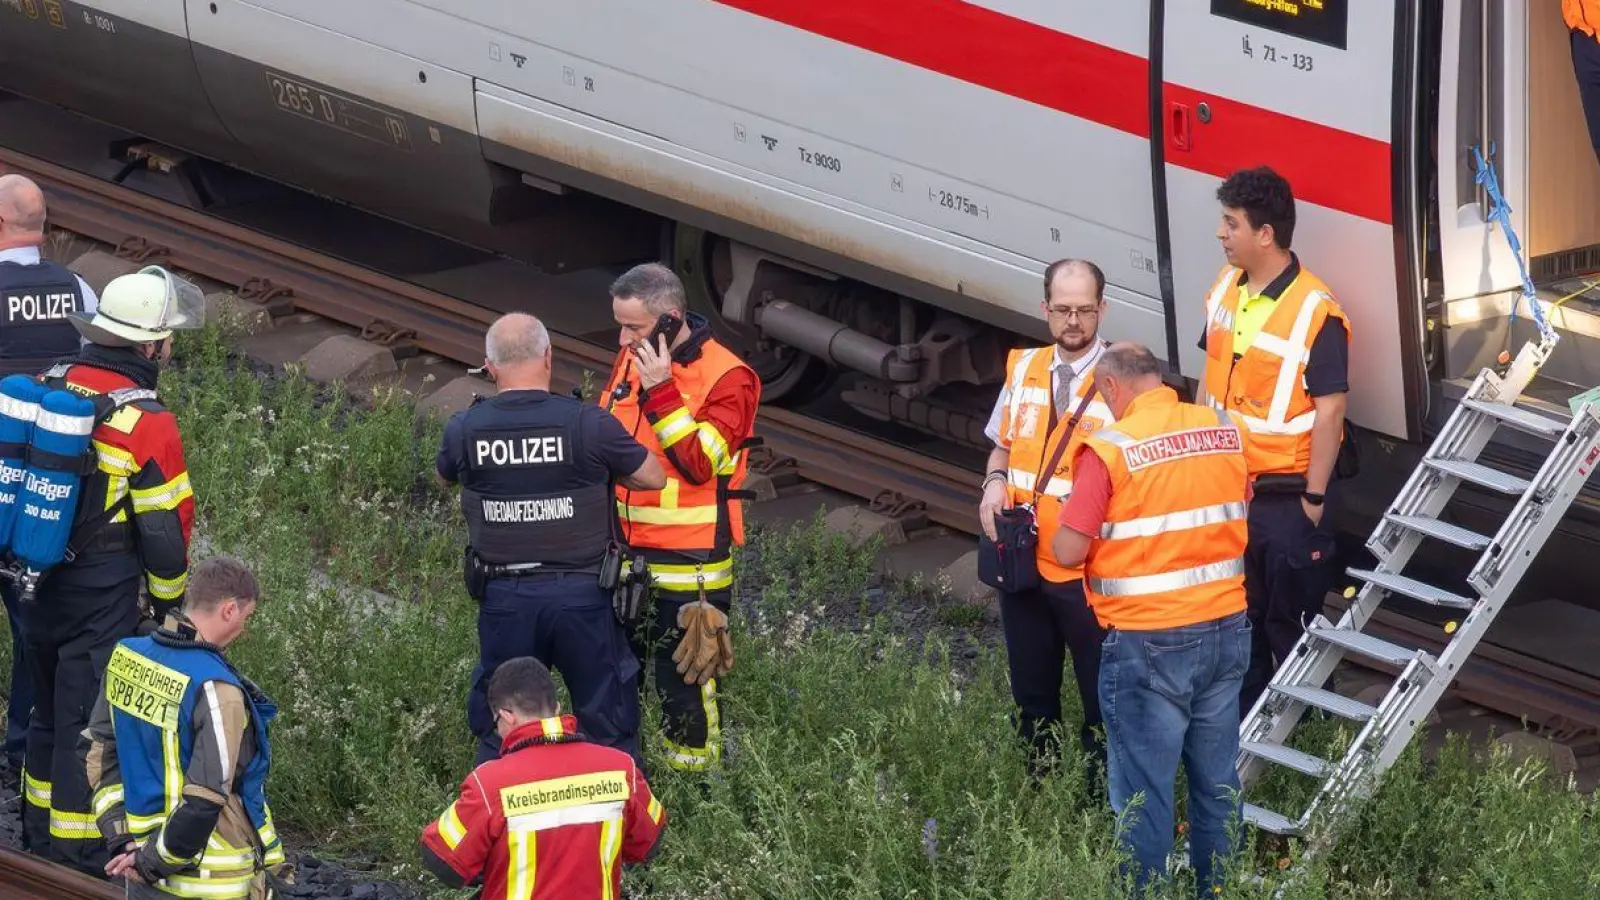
[3,320,1598,898]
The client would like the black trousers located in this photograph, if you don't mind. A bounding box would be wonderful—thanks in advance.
[631,586,732,772]
[467,571,642,769]
[1239,490,1340,716]
[3,580,33,771]
[1572,29,1600,168]
[21,562,141,876]
[999,577,1107,782]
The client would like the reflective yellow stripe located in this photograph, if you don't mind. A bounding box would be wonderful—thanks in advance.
[128,811,165,834]
[661,679,722,771]
[131,472,192,513]
[147,570,187,601]
[160,871,256,899]
[646,795,663,825]
[437,803,467,851]
[94,441,138,475]
[157,826,197,866]
[696,424,735,474]
[598,818,622,900]
[646,558,735,592]
[92,784,124,817]
[651,408,695,449]
[660,477,680,509]
[615,502,718,526]
[49,808,101,840]
[24,771,50,808]
[505,830,536,900]
[538,717,565,739]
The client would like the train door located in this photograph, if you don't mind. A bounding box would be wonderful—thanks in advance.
[1156,2,1413,443]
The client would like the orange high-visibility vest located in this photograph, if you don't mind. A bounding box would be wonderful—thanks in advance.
[1079,387,1250,631]
[1197,264,1351,477]
[1567,0,1600,36]
[996,344,1113,584]
[604,339,756,578]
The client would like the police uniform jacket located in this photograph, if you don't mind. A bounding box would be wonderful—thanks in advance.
[436,389,649,569]
[0,245,96,376]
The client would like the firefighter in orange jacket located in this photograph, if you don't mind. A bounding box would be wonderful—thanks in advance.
[420,657,666,900]
[20,266,198,875]
[601,263,760,772]
[1052,342,1252,897]
[978,258,1114,783]
[1197,167,1351,715]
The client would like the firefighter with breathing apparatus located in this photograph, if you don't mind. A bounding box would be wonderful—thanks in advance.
[1,265,200,875]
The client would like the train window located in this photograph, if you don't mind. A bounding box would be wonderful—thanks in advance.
[1209,0,1349,51]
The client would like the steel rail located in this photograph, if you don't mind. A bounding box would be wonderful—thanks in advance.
[0,147,975,532]
[0,847,122,900]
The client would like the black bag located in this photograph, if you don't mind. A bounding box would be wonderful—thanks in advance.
[976,388,1101,593]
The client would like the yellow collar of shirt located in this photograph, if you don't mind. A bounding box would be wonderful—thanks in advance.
[1231,283,1278,354]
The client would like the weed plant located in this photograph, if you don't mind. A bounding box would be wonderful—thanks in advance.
[0,320,1596,898]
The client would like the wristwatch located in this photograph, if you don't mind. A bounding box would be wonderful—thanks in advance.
[1302,491,1326,507]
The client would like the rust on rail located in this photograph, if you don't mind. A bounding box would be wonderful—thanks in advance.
[0,847,122,900]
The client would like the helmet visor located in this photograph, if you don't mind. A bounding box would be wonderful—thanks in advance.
[140,266,206,331]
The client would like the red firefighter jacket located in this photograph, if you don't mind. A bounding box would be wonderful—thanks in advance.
[420,716,666,900]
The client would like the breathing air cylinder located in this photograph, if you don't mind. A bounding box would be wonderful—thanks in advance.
[0,375,49,553]
[11,389,96,573]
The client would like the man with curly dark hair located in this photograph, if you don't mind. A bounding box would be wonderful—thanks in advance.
[1196,166,1352,716]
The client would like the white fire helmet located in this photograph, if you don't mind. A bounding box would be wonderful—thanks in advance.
[69,266,206,347]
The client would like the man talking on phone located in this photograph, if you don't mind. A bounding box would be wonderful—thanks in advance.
[602,263,761,774]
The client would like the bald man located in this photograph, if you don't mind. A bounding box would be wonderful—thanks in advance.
[0,174,98,783]
[435,313,664,771]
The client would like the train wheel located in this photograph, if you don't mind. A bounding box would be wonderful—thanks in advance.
[673,225,835,405]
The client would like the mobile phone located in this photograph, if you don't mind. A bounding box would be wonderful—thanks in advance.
[635,312,683,352]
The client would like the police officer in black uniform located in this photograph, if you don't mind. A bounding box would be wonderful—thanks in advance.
[436,313,666,769]
[0,174,97,778]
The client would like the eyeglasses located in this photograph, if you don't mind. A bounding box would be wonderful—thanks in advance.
[1045,305,1100,321]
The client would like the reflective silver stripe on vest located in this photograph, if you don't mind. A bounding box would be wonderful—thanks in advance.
[1099,500,1248,541]
[1089,557,1245,597]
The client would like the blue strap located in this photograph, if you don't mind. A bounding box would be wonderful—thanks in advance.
[1472,143,1553,339]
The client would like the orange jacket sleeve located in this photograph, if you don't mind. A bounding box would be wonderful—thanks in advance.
[641,368,759,485]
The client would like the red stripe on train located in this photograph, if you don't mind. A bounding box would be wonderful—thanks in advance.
[709,0,1152,138]
[1163,84,1394,226]
[710,0,1393,225]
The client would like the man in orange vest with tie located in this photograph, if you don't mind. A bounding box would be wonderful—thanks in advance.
[1051,342,1252,897]
[978,258,1115,785]
[1567,0,1600,166]
[1196,167,1352,715]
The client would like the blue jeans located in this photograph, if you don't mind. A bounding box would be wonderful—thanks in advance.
[1099,611,1251,897]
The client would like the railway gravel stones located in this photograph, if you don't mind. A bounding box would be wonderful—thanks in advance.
[63,249,143,294]
[822,505,908,547]
[413,375,493,421]
[302,335,398,385]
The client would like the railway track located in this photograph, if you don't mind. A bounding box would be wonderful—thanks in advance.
[1,143,1598,780]
[0,847,120,900]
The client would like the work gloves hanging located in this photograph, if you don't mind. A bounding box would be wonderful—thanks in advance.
[672,598,733,685]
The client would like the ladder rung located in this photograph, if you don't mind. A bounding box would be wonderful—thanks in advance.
[1462,398,1568,439]
[1240,740,1332,778]
[1348,568,1476,610]
[1424,457,1530,495]
[1384,514,1491,551]
[1307,624,1421,668]
[1243,803,1301,837]
[1271,683,1379,721]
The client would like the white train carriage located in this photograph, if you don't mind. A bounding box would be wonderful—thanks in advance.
[9,1,1600,609]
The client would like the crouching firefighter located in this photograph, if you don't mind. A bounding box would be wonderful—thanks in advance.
[16,265,198,875]
[437,313,666,770]
[79,556,290,900]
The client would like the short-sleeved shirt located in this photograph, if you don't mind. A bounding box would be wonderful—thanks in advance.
[1197,253,1349,397]
[435,390,648,486]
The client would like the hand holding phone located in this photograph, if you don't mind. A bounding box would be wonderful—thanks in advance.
[631,312,682,389]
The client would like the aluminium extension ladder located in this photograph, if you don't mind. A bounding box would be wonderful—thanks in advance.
[1235,332,1600,858]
